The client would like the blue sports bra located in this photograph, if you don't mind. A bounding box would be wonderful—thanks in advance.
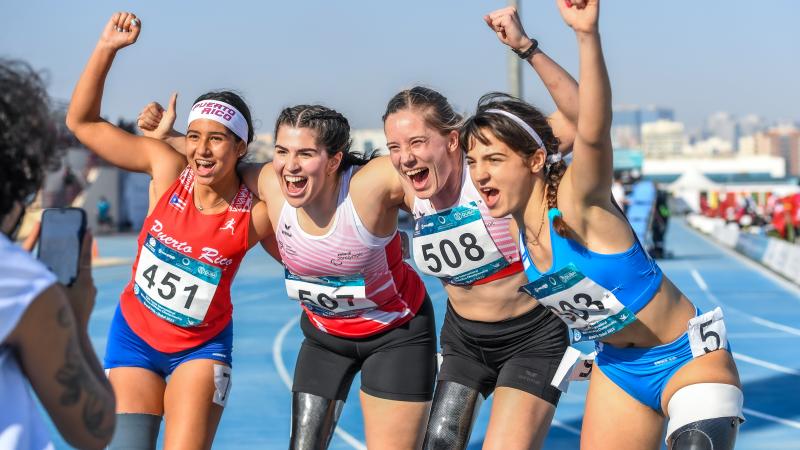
[519,209,662,342]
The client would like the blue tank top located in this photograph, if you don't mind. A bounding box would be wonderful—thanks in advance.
[519,208,662,343]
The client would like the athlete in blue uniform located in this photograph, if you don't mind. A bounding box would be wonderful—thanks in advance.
[460,1,743,449]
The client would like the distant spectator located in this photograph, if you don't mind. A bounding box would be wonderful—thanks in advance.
[97,195,113,233]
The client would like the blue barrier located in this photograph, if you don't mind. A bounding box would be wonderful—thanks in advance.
[627,180,656,250]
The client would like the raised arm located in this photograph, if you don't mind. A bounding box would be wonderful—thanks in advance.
[66,12,182,176]
[557,0,613,204]
[485,6,579,151]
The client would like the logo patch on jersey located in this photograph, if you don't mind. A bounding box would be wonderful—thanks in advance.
[229,189,251,212]
[220,218,236,235]
[169,193,186,211]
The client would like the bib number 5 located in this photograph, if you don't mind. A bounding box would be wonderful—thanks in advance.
[688,307,728,358]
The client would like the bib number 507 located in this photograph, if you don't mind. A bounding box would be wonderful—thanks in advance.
[298,290,354,311]
[421,233,485,273]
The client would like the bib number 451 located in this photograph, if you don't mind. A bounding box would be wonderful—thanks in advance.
[141,264,198,308]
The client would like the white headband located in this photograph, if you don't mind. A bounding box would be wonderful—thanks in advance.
[188,100,249,143]
[485,109,562,166]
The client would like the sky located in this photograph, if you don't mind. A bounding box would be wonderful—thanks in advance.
[2,1,798,134]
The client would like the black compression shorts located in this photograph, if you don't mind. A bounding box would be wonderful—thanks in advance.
[438,301,569,405]
[292,294,437,402]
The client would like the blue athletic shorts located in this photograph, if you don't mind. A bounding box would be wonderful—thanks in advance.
[594,308,730,412]
[104,306,233,378]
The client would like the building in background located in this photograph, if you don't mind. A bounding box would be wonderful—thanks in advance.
[641,120,685,158]
[611,105,675,148]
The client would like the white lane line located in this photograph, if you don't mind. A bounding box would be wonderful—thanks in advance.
[750,317,800,338]
[273,316,367,450]
[732,352,800,377]
[684,222,800,300]
[551,419,581,436]
[690,269,800,337]
[743,408,800,430]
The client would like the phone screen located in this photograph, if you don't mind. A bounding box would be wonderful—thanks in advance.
[37,208,87,286]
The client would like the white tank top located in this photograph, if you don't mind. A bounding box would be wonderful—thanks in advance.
[411,162,521,285]
[277,168,426,337]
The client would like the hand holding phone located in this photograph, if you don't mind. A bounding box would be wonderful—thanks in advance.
[64,230,97,328]
[37,208,86,286]
[37,208,97,327]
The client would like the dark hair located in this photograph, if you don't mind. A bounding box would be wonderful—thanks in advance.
[460,92,569,236]
[0,59,62,218]
[192,91,254,145]
[382,86,463,135]
[274,104,372,173]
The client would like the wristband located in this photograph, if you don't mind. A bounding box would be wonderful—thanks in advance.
[512,38,538,59]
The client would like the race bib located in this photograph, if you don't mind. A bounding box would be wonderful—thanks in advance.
[134,234,221,327]
[551,346,596,392]
[413,202,508,285]
[520,263,636,343]
[285,270,376,318]
[688,307,728,358]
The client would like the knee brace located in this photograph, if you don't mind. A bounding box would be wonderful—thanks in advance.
[422,381,483,450]
[289,392,344,450]
[108,413,162,450]
[666,383,744,450]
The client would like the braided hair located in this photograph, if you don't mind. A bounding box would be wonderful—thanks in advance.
[460,93,569,237]
[275,105,373,173]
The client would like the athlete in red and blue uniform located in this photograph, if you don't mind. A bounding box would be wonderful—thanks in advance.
[67,12,273,450]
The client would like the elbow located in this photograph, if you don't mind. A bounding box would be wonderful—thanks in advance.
[65,111,79,134]
[63,415,116,450]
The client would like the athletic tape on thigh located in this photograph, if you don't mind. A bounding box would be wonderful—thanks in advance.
[551,346,596,392]
[213,364,232,407]
[666,383,744,440]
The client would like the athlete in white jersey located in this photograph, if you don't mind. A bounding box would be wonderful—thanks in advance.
[382,8,580,450]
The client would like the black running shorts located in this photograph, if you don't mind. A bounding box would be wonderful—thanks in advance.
[292,295,437,402]
[438,301,569,405]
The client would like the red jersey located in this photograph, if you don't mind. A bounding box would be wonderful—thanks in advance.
[120,167,252,353]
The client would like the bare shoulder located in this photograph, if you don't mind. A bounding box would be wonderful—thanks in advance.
[350,156,403,196]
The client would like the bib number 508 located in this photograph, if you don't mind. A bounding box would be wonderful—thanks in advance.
[421,233,485,273]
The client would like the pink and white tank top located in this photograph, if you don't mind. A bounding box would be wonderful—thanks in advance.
[277,168,426,338]
[411,161,521,286]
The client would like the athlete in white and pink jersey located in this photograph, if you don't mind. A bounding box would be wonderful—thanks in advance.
[278,166,425,338]
[381,8,580,448]
[242,104,437,450]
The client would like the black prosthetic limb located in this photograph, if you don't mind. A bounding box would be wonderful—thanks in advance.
[667,417,741,450]
[422,381,483,450]
[289,392,344,450]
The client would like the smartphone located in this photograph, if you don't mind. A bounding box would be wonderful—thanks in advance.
[37,208,87,286]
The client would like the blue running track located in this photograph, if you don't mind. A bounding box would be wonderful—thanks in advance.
[46,219,800,449]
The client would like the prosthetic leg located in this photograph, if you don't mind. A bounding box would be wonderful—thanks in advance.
[289,392,344,450]
[422,381,483,450]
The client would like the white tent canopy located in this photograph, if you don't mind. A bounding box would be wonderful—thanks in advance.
[668,170,720,212]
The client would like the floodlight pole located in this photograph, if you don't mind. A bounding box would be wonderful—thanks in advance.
[507,0,523,98]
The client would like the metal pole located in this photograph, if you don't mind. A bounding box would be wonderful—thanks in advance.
[507,0,523,98]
